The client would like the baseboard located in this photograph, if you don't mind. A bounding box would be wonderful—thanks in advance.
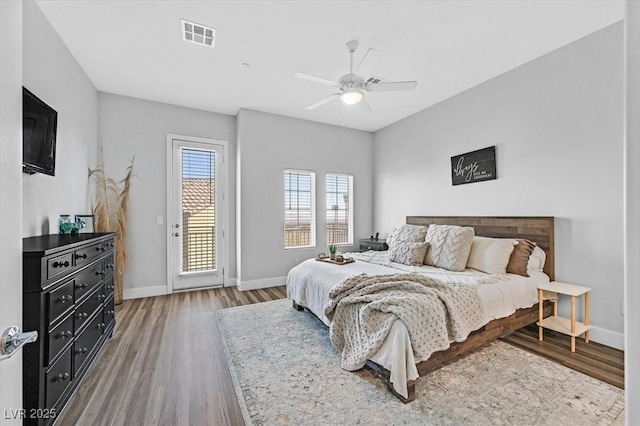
[589,326,624,351]
[123,285,168,300]
[237,276,286,291]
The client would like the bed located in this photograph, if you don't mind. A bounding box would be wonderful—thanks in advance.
[286,216,555,403]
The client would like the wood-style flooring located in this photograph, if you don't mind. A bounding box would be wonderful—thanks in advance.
[55,286,286,426]
[500,324,625,389]
[56,286,624,425]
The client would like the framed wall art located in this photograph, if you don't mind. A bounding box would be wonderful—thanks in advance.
[451,146,497,186]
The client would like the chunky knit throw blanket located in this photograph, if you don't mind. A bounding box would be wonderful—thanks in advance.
[324,273,486,371]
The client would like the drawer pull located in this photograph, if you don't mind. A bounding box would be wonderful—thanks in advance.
[52,261,70,268]
[97,323,106,329]
[97,294,106,301]
[106,310,115,316]
[60,295,72,303]
[106,242,114,248]
[55,372,70,382]
[76,282,88,289]
[77,312,88,319]
[95,246,106,252]
[58,330,72,339]
[75,253,88,260]
[106,263,114,269]
[75,347,88,355]
[106,285,115,291]
[95,271,105,277]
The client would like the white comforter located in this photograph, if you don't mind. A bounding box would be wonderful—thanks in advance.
[286,251,550,398]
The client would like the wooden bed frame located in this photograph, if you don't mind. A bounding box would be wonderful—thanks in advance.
[294,216,555,403]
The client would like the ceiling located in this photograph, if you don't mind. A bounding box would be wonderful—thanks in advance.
[35,1,624,132]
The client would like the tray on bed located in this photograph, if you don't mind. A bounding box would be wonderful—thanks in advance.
[315,257,355,265]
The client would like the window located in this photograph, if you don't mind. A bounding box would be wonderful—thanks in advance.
[326,173,353,245]
[284,170,316,248]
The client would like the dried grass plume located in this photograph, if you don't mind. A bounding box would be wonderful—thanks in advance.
[88,158,134,304]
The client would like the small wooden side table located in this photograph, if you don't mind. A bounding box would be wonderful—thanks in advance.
[537,281,591,352]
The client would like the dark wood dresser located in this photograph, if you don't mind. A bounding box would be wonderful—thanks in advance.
[22,233,116,425]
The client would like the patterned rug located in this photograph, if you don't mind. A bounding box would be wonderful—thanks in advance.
[217,299,624,426]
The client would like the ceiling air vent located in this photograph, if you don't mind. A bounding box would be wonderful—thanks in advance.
[181,19,216,47]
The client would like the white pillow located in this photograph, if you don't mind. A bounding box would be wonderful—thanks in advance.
[387,224,428,250]
[424,224,475,272]
[527,246,547,271]
[389,241,429,266]
[466,236,518,274]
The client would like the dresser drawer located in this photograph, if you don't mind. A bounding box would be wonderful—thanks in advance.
[74,285,104,332]
[103,254,115,279]
[103,295,115,327]
[47,253,73,280]
[74,261,103,302]
[48,280,75,325]
[74,313,104,375]
[103,276,115,299]
[103,238,115,252]
[73,241,105,268]
[47,312,74,365]
[45,346,72,409]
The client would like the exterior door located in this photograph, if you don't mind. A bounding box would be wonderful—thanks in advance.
[168,136,225,291]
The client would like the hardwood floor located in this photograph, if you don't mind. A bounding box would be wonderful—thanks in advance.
[501,324,625,389]
[55,286,287,426]
[56,286,624,425]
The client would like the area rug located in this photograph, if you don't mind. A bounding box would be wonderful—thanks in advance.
[217,299,624,425]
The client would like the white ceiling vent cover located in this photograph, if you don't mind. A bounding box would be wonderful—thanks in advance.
[181,19,216,47]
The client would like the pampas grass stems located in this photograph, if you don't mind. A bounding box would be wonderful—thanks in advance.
[89,158,134,304]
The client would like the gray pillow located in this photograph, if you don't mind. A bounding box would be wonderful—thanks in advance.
[389,241,429,266]
[425,224,475,272]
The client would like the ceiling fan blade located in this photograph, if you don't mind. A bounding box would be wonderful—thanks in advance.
[366,81,418,92]
[361,98,372,112]
[294,72,338,87]
[354,48,384,79]
[305,94,340,110]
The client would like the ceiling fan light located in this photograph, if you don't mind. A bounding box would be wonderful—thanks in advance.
[340,90,364,105]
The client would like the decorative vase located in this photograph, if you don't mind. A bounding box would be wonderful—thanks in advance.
[330,253,336,260]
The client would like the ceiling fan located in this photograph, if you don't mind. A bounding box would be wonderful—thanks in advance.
[294,40,417,111]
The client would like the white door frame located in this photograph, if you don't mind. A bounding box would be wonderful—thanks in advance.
[166,133,229,293]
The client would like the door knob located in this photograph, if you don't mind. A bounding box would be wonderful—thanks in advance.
[0,327,38,361]
[174,232,180,237]
[175,224,180,228]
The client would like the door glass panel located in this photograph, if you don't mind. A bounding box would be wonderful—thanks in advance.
[181,148,217,273]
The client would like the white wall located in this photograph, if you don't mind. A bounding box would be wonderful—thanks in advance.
[236,109,374,287]
[98,93,236,298]
[625,1,640,423]
[22,0,98,237]
[373,23,624,348]
[0,1,24,423]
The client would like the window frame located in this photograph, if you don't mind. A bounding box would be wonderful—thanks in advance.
[283,169,316,250]
[325,172,354,247]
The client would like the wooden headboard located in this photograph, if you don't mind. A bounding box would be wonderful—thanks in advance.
[406,216,555,280]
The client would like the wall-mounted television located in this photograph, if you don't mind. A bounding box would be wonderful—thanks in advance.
[23,87,57,176]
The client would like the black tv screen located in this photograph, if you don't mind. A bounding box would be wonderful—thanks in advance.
[23,87,57,176]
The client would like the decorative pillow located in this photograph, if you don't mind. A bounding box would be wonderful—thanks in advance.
[386,225,428,250]
[506,239,537,277]
[424,225,475,272]
[466,237,517,274]
[389,241,429,266]
[527,246,547,272]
